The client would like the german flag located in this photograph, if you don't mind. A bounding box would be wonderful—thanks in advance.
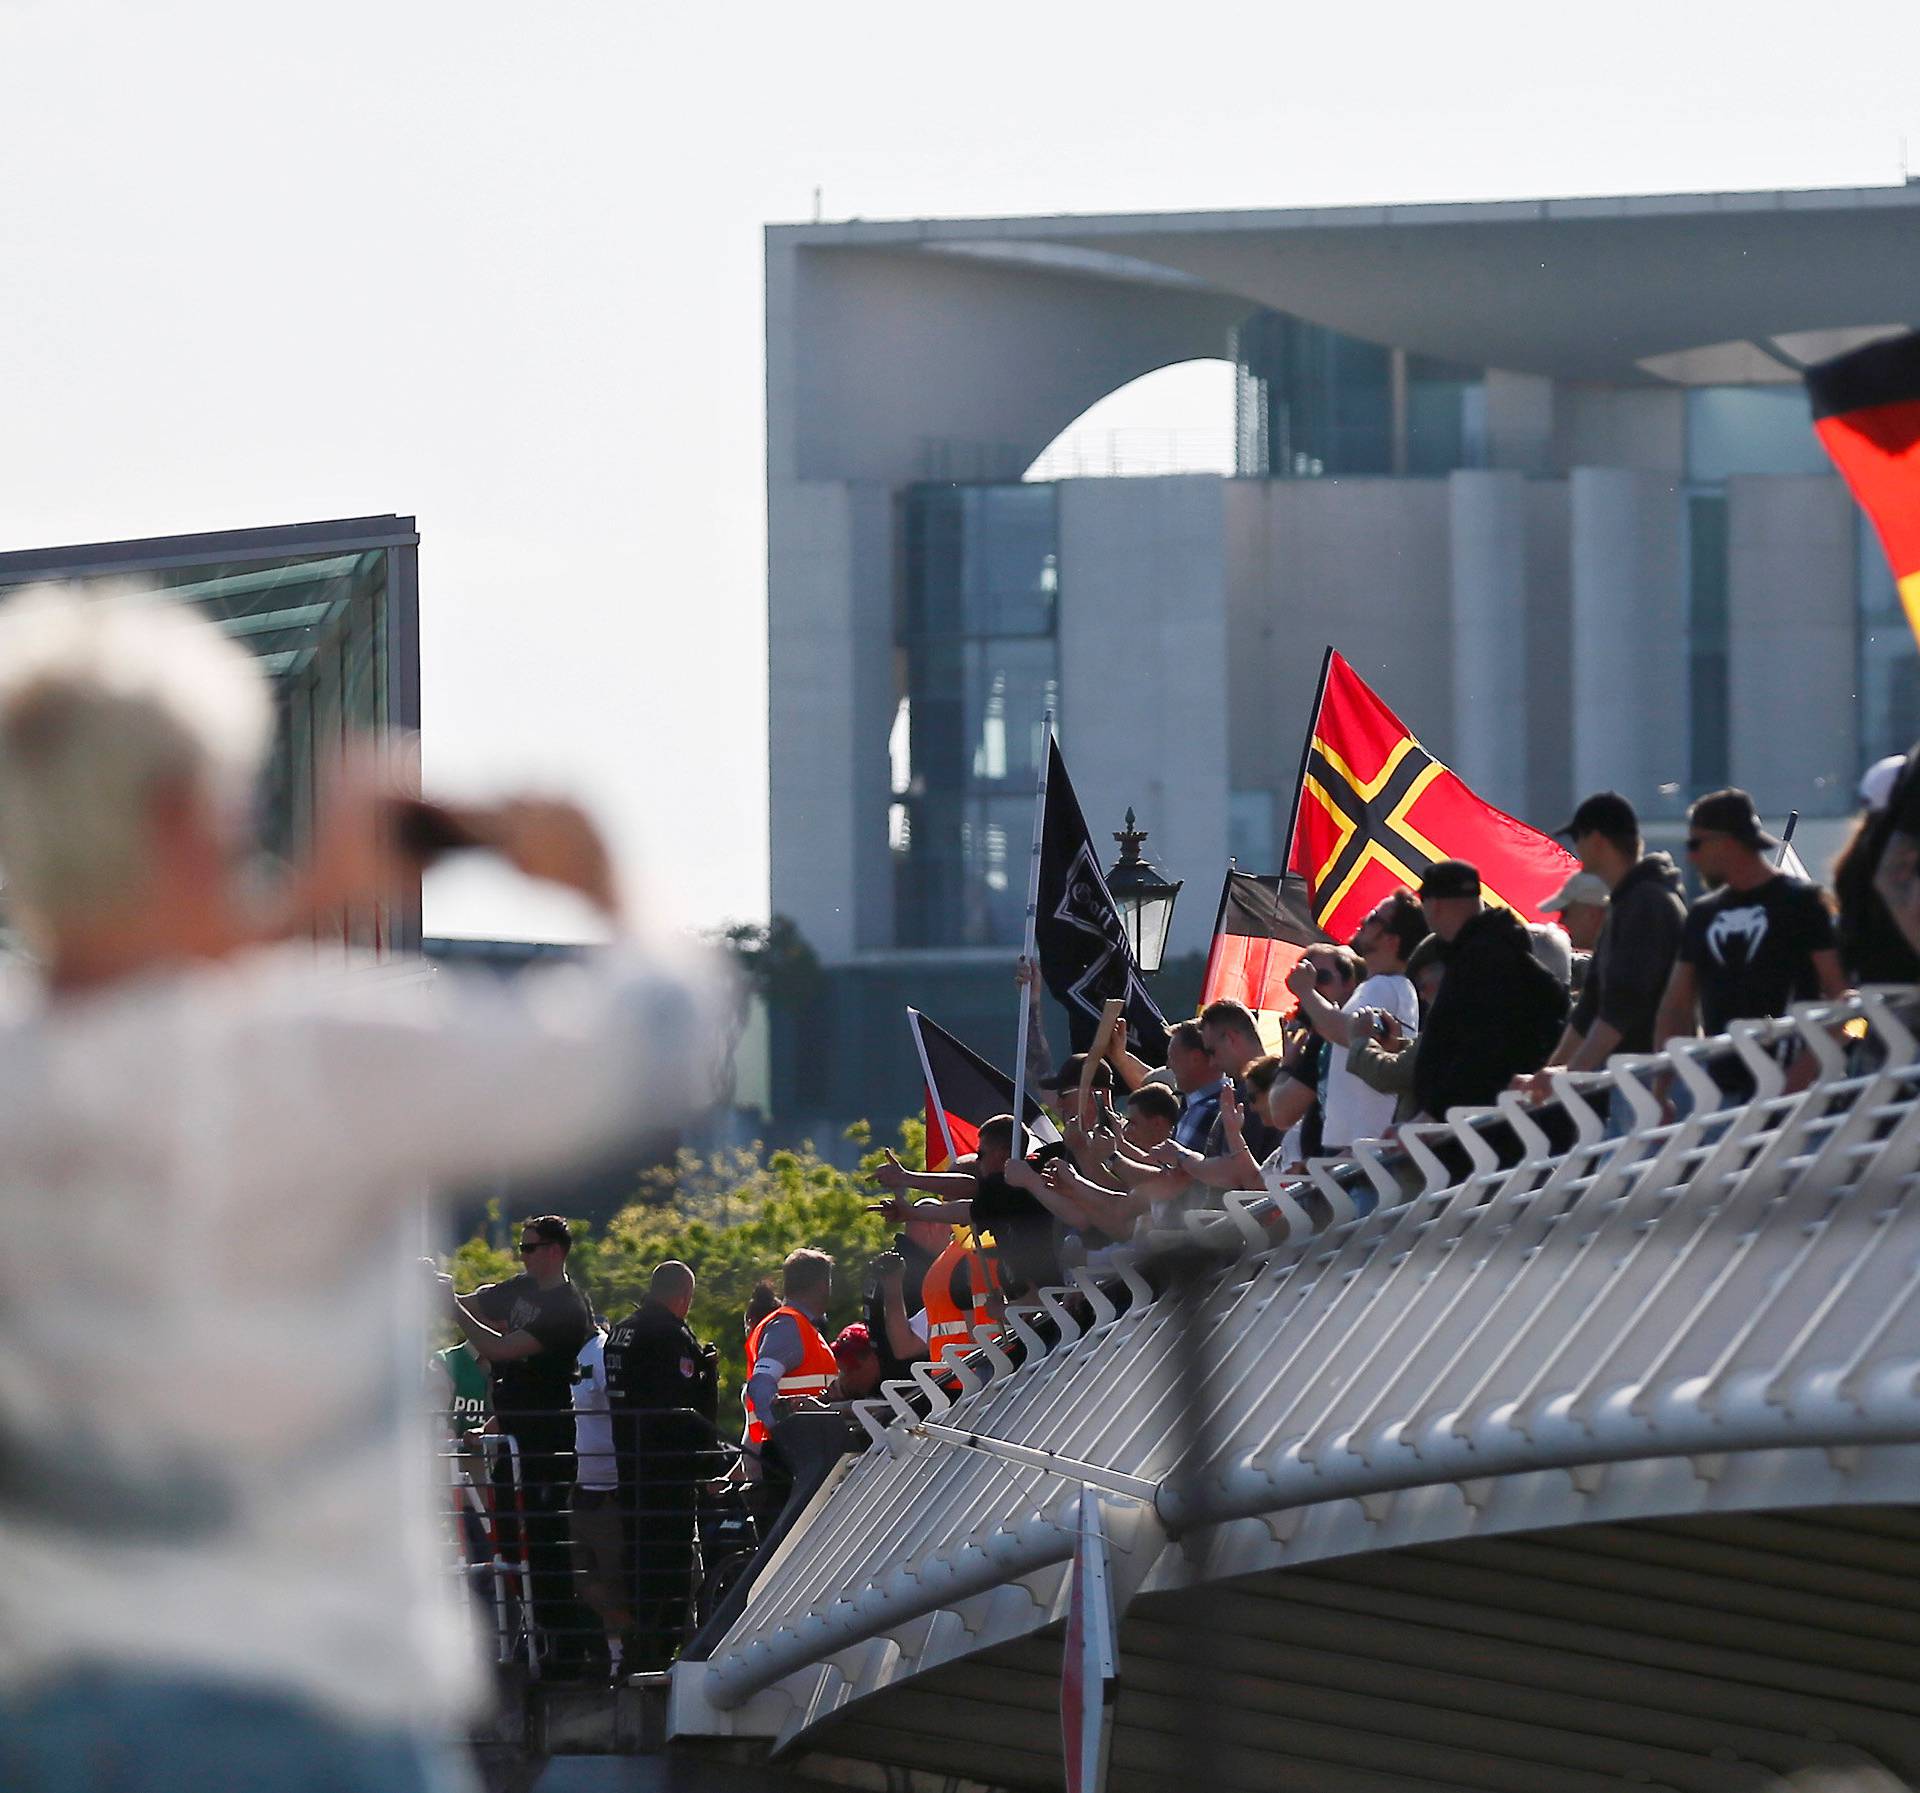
[1285,649,1577,944]
[1806,331,1920,644]
[907,1008,1059,1170]
[1199,869,1327,1048]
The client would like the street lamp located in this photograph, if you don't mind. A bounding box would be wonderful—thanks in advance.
[1106,808,1183,975]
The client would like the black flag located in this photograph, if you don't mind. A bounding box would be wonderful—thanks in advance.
[1035,738,1170,1061]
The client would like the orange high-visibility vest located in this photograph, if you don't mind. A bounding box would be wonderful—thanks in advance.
[743,1303,837,1445]
[922,1236,992,1373]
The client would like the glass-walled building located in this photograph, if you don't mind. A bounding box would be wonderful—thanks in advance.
[0,515,421,952]
[893,484,1060,949]
[768,182,1920,1138]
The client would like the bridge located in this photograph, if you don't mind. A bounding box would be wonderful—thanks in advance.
[670,989,1920,1791]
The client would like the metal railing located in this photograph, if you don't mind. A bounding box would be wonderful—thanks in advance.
[694,986,1920,1717]
[433,1409,749,1679]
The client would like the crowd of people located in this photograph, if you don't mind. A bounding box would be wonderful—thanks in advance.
[432,1226,898,1684]
[427,764,1920,1685]
[12,583,1920,1790]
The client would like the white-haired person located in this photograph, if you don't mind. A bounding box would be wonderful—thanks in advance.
[0,591,729,1792]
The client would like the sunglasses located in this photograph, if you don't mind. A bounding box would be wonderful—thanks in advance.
[518,1239,551,1255]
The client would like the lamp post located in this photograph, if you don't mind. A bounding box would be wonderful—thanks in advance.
[1105,809,1183,975]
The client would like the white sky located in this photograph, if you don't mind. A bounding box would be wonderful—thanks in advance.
[2,0,1917,940]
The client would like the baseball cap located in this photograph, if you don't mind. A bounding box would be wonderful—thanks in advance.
[1557,790,1639,843]
[1860,753,1907,814]
[1418,859,1481,901]
[1688,788,1779,851]
[1541,870,1610,912]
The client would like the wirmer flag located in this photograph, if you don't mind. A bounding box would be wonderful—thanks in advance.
[907,1008,1059,1171]
[1285,649,1577,943]
[1806,330,1920,646]
[1034,738,1170,1062]
[1199,869,1330,1047]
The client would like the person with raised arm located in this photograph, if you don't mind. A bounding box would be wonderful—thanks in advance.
[0,591,730,1791]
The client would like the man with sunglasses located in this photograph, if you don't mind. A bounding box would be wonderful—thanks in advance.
[453,1216,598,1674]
[1653,789,1847,1091]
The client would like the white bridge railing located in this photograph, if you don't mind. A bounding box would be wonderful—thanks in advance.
[688,988,1920,1730]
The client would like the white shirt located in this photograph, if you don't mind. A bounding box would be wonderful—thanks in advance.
[0,941,725,1730]
[570,1333,617,1493]
[1320,972,1420,1152]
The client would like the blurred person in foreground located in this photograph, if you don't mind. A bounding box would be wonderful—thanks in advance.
[0,592,728,1792]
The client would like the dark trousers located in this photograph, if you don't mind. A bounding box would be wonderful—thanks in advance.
[495,1411,596,1669]
[624,1472,696,1671]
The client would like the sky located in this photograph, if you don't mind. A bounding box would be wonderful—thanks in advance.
[2,1,1917,941]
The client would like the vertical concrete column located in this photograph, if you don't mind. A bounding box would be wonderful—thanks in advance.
[1726,473,1855,812]
[1569,468,1689,820]
[1058,476,1228,962]
[767,479,896,962]
[1483,370,1555,474]
[1448,470,1531,816]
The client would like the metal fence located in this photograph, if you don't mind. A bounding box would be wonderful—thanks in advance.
[433,1411,750,1680]
[688,985,1920,1730]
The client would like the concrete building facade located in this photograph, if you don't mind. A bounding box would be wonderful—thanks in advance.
[766,183,1920,1131]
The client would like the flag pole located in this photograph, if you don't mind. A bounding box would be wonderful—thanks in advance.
[907,1008,959,1169]
[1012,712,1053,1159]
[1278,646,1335,881]
[1198,860,1236,1013]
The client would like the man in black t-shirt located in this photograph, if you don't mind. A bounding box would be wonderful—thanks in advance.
[449,1214,597,1672]
[1654,790,1847,1091]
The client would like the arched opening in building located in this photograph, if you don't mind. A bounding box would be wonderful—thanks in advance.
[1022,359,1236,481]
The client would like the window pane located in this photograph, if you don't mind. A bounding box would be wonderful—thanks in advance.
[1859,509,1920,771]
[1688,492,1730,793]
[1685,387,1831,483]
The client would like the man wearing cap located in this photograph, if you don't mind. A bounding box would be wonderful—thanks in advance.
[1654,789,1846,1071]
[1543,869,1609,957]
[1411,860,1568,1121]
[1531,792,1689,1086]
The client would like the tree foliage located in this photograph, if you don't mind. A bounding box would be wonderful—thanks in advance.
[442,1116,925,1417]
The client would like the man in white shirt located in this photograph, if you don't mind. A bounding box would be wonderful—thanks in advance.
[0,593,727,1791]
[569,1324,631,1681]
[1283,889,1426,1157]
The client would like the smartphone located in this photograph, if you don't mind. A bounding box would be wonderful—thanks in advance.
[388,797,481,867]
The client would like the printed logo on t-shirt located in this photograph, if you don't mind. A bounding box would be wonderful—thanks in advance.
[1705,904,1769,968]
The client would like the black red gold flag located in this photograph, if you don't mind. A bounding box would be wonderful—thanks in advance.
[1035,738,1170,1061]
[908,1008,1059,1170]
[1806,331,1920,644]
[1198,869,1328,1047]
[1285,649,1577,944]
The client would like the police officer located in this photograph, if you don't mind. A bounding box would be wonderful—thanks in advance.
[603,1260,718,1673]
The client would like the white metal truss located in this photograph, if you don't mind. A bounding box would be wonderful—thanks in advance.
[673,988,1920,1773]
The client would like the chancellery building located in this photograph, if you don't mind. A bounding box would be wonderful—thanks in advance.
[766,180,1920,1131]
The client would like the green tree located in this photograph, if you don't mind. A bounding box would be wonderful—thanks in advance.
[438,1117,925,1419]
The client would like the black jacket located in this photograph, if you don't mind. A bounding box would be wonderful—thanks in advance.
[604,1299,717,1481]
[1414,906,1569,1120]
[1570,853,1688,1054]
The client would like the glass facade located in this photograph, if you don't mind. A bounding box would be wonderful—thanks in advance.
[0,516,420,951]
[1686,492,1731,793]
[1233,311,1485,479]
[894,485,1060,948]
[1858,508,1919,774]
[1681,385,1920,791]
